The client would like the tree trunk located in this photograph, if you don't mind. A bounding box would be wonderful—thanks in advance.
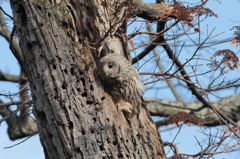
[10,0,166,158]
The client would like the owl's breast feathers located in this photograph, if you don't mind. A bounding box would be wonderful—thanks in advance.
[106,75,143,106]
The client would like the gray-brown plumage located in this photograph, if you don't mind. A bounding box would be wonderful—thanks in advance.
[101,53,144,127]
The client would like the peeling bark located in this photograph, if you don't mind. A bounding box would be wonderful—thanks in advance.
[130,2,192,21]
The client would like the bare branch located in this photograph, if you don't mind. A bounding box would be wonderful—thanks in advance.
[145,94,240,127]
[130,2,192,21]
[0,70,19,83]
[0,10,23,68]
[0,98,38,140]
[132,21,167,64]
[0,100,32,107]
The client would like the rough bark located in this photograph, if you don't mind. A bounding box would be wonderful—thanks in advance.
[0,0,196,141]
[10,0,166,158]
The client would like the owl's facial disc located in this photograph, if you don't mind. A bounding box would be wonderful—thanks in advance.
[103,60,120,78]
[106,63,112,77]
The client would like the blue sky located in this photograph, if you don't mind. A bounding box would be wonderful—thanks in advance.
[0,1,240,159]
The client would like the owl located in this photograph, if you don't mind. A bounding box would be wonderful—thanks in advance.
[101,53,145,127]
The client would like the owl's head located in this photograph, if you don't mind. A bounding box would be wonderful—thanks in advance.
[101,58,120,78]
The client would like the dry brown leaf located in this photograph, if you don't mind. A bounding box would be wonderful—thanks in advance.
[194,28,200,33]
[182,21,188,27]
[230,39,237,45]
[129,40,134,51]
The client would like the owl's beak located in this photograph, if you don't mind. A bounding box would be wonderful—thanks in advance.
[106,73,109,77]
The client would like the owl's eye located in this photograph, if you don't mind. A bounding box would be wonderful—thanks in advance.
[108,64,113,68]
